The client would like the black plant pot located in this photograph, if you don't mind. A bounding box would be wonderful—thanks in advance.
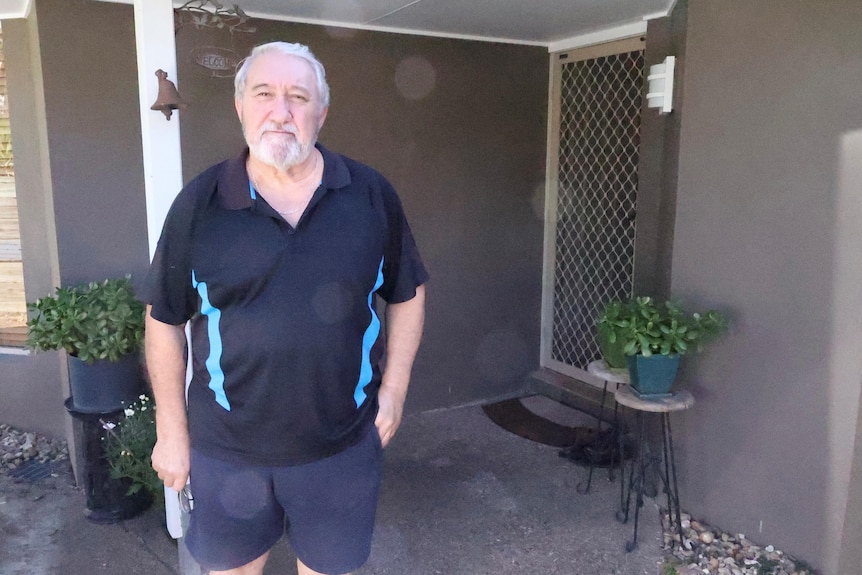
[67,352,146,413]
[65,399,153,523]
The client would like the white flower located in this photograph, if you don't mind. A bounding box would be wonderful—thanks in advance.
[139,394,147,401]
[124,408,135,417]
[101,422,116,430]
[140,406,148,411]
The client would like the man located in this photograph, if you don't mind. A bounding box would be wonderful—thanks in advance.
[142,42,427,575]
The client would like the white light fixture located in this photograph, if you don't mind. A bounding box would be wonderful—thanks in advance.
[646,55,675,114]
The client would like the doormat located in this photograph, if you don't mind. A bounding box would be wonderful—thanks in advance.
[482,398,598,448]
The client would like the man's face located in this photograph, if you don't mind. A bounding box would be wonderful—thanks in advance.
[235,52,328,170]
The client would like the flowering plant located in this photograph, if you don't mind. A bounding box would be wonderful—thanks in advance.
[102,394,162,507]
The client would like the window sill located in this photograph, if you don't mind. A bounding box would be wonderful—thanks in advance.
[0,326,28,353]
[0,345,29,355]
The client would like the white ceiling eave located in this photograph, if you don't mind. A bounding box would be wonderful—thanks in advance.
[0,0,31,19]
[97,0,674,51]
[239,9,547,47]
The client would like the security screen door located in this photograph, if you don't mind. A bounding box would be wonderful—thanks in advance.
[541,37,644,384]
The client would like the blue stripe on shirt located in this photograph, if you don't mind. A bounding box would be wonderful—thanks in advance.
[354,258,385,407]
[191,270,230,411]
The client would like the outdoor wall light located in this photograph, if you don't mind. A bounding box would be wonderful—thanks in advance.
[646,56,675,114]
[150,69,187,120]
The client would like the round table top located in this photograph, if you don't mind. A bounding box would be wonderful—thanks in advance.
[614,384,694,413]
[587,359,631,384]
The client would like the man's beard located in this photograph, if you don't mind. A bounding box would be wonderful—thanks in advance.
[246,122,316,171]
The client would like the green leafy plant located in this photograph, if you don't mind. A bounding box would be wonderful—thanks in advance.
[597,296,727,358]
[26,276,145,363]
[596,300,632,368]
[103,395,162,508]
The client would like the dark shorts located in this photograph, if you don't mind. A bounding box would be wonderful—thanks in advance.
[185,427,383,574]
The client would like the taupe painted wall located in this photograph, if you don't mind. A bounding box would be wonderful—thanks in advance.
[0,0,149,437]
[0,7,64,437]
[36,0,149,286]
[671,1,862,571]
[174,21,548,413]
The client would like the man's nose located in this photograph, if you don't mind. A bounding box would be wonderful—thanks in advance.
[271,96,293,121]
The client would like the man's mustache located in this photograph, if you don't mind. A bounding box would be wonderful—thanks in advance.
[260,123,299,136]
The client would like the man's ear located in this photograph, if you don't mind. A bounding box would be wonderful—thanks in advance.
[234,97,243,123]
[318,106,329,130]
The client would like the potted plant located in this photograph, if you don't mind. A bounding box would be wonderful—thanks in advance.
[598,296,726,396]
[26,276,146,413]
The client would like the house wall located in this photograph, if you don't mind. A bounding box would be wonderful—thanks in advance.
[36,0,150,287]
[0,0,149,437]
[174,21,548,412]
[671,1,862,571]
[1,7,65,437]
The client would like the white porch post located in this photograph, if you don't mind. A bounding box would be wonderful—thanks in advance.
[133,0,188,548]
[134,0,184,259]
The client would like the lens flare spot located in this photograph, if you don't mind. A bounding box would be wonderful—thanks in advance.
[219,470,269,520]
[395,56,437,101]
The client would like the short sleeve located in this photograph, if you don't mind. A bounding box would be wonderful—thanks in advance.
[376,182,429,304]
[139,165,222,325]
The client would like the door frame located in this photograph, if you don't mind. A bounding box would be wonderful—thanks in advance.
[540,35,646,386]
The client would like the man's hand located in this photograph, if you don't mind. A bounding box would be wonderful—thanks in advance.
[375,382,407,448]
[375,285,425,448]
[151,431,191,492]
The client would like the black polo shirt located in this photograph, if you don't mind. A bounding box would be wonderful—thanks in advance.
[142,144,428,466]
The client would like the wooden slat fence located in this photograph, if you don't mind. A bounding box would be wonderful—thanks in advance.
[0,176,25,329]
[0,27,26,331]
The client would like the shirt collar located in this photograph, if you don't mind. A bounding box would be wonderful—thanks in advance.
[216,142,351,211]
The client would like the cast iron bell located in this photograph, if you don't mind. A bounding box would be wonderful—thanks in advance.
[150,69,187,120]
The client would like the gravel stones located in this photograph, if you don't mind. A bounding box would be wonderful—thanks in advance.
[1,423,68,471]
[662,511,818,575]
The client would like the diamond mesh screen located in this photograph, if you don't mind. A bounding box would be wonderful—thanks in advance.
[551,49,643,369]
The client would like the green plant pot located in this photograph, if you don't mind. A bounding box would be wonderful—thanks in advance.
[626,354,681,396]
[597,330,628,369]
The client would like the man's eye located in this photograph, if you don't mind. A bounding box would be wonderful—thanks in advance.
[255,91,272,98]
[289,94,309,103]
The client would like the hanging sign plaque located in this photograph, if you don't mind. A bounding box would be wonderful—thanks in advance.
[191,47,241,78]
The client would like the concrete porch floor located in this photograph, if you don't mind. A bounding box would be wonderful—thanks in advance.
[0,403,666,575]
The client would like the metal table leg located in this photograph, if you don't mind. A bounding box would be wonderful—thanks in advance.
[577,380,610,494]
[624,412,648,551]
[661,413,684,548]
[613,386,694,553]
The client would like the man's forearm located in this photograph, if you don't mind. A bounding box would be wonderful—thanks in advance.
[145,307,189,436]
[145,306,191,491]
[382,284,426,394]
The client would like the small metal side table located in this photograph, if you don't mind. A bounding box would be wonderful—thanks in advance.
[570,359,629,494]
[614,385,694,551]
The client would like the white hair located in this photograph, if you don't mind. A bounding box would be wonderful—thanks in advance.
[234,42,330,107]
